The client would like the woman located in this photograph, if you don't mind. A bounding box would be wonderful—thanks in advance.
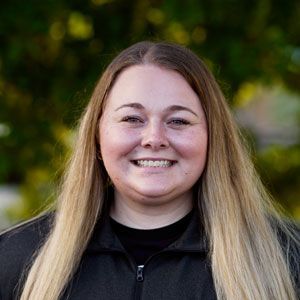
[0,41,299,300]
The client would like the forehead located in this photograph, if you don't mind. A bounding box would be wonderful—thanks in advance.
[105,64,202,111]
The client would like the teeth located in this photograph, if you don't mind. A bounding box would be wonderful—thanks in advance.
[135,160,173,167]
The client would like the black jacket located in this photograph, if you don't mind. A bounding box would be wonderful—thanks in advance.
[0,212,217,300]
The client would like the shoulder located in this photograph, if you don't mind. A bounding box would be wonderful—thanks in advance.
[274,219,300,290]
[275,219,300,256]
[0,212,54,299]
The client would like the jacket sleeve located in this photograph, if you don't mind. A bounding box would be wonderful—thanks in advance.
[288,230,300,294]
[0,213,53,300]
[277,221,300,295]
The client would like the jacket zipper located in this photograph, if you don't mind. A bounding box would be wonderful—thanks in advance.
[134,265,144,300]
[136,265,144,281]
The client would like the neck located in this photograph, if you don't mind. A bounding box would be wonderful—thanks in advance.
[110,191,193,229]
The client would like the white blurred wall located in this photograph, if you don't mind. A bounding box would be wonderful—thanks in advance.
[0,185,21,231]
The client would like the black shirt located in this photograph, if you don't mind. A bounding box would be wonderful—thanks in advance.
[110,211,193,265]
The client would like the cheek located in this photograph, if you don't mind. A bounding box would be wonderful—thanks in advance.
[99,126,140,159]
[171,128,208,160]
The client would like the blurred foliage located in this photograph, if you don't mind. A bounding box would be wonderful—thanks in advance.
[257,145,300,216]
[0,0,300,222]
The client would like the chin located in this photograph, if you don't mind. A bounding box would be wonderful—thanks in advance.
[131,187,178,203]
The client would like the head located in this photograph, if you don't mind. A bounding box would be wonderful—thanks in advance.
[83,41,232,211]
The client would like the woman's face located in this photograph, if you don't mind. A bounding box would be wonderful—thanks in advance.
[99,64,208,208]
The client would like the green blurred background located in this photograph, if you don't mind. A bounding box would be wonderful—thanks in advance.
[1,0,300,229]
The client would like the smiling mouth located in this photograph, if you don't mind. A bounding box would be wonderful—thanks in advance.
[131,160,176,168]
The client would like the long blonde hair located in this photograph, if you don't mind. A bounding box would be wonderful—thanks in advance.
[20,41,299,300]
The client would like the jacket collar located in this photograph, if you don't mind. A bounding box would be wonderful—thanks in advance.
[166,211,208,252]
[86,209,209,254]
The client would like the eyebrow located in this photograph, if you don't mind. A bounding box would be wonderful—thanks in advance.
[115,102,198,117]
[115,103,144,111]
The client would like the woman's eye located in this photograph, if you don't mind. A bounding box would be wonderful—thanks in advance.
[168,118,190,126]
[121,116,143,123]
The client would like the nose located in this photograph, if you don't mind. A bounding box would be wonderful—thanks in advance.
[141,121,169,150]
